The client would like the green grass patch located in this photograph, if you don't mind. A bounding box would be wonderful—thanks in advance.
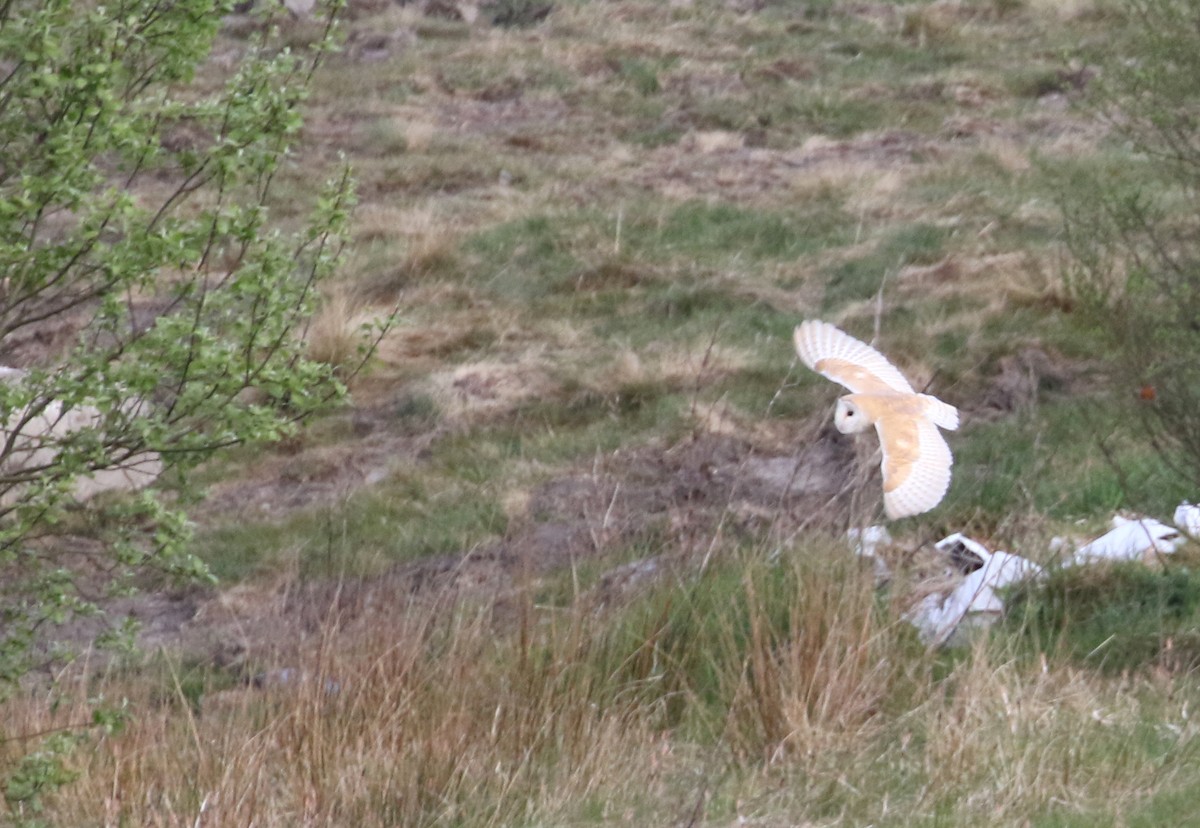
[823,222,952,309]
[466,214,584,298]
[195,474,508,582]
[792,92,888,137]
[633,201,850,261]
[829,34,970,78]
[1006,564,1200,674]
[615,57,666,96]
[625,117,685,148]
[499,391,690,464]
[467,201,851,295]
[592,283,796,357]
[106,652,243,715]
[1099,777,1200,828]
[464,201,852,344]
[946,399,1192,525]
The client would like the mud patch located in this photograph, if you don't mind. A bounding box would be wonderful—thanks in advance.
[196,403,438,521]
[105,429,864,667]
[979,345,1079,416]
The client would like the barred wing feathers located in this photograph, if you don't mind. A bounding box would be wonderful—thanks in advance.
[794,320,915,395]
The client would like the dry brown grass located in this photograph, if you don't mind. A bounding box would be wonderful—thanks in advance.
[19,598,677,826]
[306,287,374,372]
[15,545,1200,826]
[723,555,909,764]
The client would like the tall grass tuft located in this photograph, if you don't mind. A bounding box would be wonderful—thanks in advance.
[723,549,914,763]
[13,541,1200,824]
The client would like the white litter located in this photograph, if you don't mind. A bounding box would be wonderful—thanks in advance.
[1068,517,1182,565]
[1174,501,1200,537]
[849,525,893,557]
[848,525,893,582]
[909,534,1042,646]
[281,0,316,17]
[903,502,1200,647]
[936,532,991,572]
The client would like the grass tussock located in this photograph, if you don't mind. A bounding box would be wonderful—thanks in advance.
[723,552,909,762]
[306,288,373,373]
[11,543,1200,825]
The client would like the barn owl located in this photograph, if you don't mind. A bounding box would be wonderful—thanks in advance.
[794,320,959,520]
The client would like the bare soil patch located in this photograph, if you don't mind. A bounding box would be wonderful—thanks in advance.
[111,427,863,669]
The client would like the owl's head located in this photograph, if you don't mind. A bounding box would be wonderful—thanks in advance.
[833,397,871,434]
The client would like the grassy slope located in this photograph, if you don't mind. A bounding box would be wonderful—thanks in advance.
[199,0,1168,578]
[14,0,1200,824]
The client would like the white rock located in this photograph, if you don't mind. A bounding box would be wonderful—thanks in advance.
[0,368,162,504]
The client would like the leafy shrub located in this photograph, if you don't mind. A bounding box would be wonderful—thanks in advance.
[0,0,367,808]
[1057,0,1200,491]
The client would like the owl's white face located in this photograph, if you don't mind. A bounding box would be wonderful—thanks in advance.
[834,397,871,434]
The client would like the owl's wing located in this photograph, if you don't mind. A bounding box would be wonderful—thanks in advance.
[874,413,953,520]
[794,320,915,395]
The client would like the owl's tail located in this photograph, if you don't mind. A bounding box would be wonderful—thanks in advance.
[920,395,960,431]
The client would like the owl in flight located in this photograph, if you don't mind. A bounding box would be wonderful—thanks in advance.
[794,320,959,520]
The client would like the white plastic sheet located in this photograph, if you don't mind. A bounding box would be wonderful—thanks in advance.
[1068,517,1182,565]
[907,501,1200,645]
[909,534,1042,646]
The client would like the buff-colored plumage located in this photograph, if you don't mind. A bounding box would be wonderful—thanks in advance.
[794,320,959,519]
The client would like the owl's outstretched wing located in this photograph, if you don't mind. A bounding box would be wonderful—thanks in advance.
[874,413,953,520]
[794,320,915,395]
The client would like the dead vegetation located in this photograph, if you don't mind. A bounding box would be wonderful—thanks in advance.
[13,543,1200,826]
